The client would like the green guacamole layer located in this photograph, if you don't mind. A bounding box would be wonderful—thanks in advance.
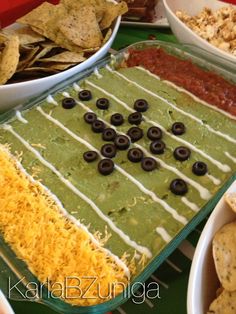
[0,64,235,276]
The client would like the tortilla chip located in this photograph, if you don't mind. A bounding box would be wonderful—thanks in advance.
[27,44,61,68]
[37,62,76,71]
[59,6,102,49]
[100,2,128,30]
[103,28,112,45]
[39,51,85,63]
[0,35,20,84]
[17,45,40,72]
[16,2,55,36]
[208,289,236,314]
[19,66,58,74]
[4,26,45,45]
[60,0,106,23]
[213,221,236,291]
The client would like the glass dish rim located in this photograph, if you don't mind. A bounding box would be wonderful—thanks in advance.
[0,39,235,314]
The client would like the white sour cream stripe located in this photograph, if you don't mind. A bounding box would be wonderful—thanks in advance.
[206,174,221,185]
[37,106,188,225]
[46,95,58,106]
[3,124,152,259]
[181,197,199,212]
[15,111,28,124]
[156,227,172,243]
[107,66,236,144]
[0,145,130,278]
[69,89,212,202]
[137,66,236,122]
[86,80,230,173]
[225,152,236,164]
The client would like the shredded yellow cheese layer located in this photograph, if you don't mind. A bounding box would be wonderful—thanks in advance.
[0,147,129,306]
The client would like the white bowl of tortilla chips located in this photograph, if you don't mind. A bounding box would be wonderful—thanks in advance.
[0,0,127,112]
[187,179,236,314]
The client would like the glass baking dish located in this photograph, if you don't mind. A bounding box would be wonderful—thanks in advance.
[0,40,235,314]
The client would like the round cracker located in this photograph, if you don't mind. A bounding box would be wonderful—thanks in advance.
[0,35,20,85]
[213,221,236,291]
[208,289,236,314]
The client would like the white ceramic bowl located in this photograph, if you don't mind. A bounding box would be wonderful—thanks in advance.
[163,0,236,66]
[0,17,120,112]
[187,179,236,314]
[0,290,14,314]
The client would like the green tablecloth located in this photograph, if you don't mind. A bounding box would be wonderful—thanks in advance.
[8,26,201,314]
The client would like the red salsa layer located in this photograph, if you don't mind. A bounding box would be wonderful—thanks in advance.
[126,47,236,116]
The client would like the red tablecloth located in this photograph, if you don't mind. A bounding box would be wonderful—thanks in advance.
[0,0,58,27]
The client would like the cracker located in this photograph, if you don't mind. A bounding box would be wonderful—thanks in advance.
[213,220,236,291]
[207,289,236,314]
[225,193,236,213]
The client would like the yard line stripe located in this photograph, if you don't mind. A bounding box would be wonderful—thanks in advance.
[225,151,236,163]
[178,239,195,260]
[136,290,154,308]
[151,274,169,289]
[156,227,172,243]
[3,124,152,258]
[181,197,199,212]
[15,110,28,124]
[86,79,230,173]
[117,307,127,314]
[166,259,182,273]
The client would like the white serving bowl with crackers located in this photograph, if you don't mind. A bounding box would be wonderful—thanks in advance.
[0,0,127,112]
[163,0,236,66]
[187,178,236,314]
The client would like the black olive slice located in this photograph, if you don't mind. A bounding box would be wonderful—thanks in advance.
[171,122,186,135]
[83,151,98,162]
[147,126,162,141]
[98,159,114,175]
[84,112,97,124]
[192,161,208,176]
[174,146,191,161]
[134,99,149,112]
[62,97,76,109]
[96,98,109,110]
[114,135,130,150]
[92,120,105,133]
[141,157,157,172]
[170,179,188,195]
[127,148,144,163]
[128,112,142,125]
[110,113,124,126]
[102,128,117,141]
[127,127,143,142]
[101,144,116,158]
[78,90,92,101]
[150,140,166,154]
